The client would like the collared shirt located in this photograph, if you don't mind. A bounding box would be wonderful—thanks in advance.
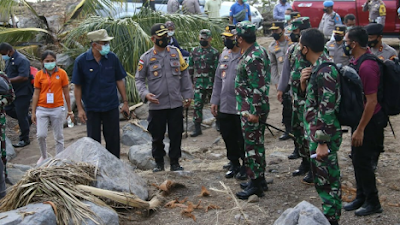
[4,50,32,97]
[326,40,350,66]
[363,0,386,25]
[167,0,179,13]
[268,37,292,85]
[135,46,193,110]
[205,0,222,18]
[182,0,201,14]
[72,48,127,112]
[318,11,342,37]
[34,67,69,108]
[370,42,397,61]
[211,48,241,114]
[273,3,291,21]
[229,2,251,25]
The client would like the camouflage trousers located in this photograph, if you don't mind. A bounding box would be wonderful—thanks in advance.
[292,104,309,158]
[240,115,267,180]
[0,114,6,178]
[310,147,342,222]
[193,88,213,123]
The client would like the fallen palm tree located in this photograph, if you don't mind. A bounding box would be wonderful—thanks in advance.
[0,159,161,225]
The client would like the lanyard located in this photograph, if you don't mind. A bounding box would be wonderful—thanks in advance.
[46,73,52,93]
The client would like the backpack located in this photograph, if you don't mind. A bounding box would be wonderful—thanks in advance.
[355,54,400,116]
[313,62,364,127]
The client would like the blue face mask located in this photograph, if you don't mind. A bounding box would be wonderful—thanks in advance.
[99,44,110,56]
[44,62,56,70]
[242,0,248,2]
[285,15,291,21]
[2,55,10,61]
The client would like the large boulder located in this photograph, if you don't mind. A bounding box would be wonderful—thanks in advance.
[121,121,151,146]
[55,137,148,200]
[0,203,56,225]
[6,136,16,161]
[128,143,194,170]
[74,201,119,225]
[134,103,149,120]
[273,201,330,225]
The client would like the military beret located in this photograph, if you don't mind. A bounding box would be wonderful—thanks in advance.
[365,23,384,35]
[221,25,237,37]
[333,24,347,34]
[288,17,311,31]
[199,29,212,39]
[269,21,285,30]
[323,0,334,7]
[236,21,256,37]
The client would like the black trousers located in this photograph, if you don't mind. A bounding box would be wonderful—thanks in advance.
[219,113,244,165]
[351,110,387,204]
[5,95,31,142]
[282,88,292,130]
[148,107,183,165]
[86,108,120,158]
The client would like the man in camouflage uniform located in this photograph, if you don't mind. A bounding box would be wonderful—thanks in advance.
[365,23,397,61]
[234,21,270,200]
[278,17,314,183]
[300,28,342,225]
[363,0,386,26]
[326,24,350,66]
[268,21,293,141]
[189,29,219,137]
[0,71,15,198]
[284,12,301,36]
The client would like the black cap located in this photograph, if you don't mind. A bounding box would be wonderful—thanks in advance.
[221,25,237,37]
[269,21,285,30]
[333,24,346,34]
[365,23,384,35]
[151,23,168,36]
[290,11,301,19]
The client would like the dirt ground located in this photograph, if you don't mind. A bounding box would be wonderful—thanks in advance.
[6,85,400,225]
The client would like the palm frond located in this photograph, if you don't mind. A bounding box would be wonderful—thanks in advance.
[0,28,51,45]
[67,0,125,21]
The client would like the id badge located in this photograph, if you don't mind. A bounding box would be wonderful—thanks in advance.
[47,93,54,104]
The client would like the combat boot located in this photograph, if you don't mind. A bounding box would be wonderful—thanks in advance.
[235,165,248,180]
[279,123,292,141]
[301,170,314,185]
[225,163,240,179]
[236,178,265,200]
[288,147,300,160]
[190,122,202,137]
[240,177,268,191]
[292,157,310,176]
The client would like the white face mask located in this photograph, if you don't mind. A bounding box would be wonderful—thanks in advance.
[168,31,175,37]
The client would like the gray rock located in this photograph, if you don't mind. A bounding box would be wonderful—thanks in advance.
[0,203,56,225]
[46,15,62,33]
[121,121,151,146]
[55,137,148,200]
[6,136,16,161]
[266,178,274,184]
[248,195,259,203]
[74,201,119,225]
[6,167,26,185]
[56,53,73,69]
[11,164,32,172]
[273,201,330,225]
[207,153,223,160]
[269,151,288,160]
[134,103,149,120]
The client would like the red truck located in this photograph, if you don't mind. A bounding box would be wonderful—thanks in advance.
[292,0,400,34]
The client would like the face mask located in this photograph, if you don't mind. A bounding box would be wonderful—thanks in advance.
[44,62,56,70]
[368,39,379,48]
[290,32,300,42]
[98,44,110,56]
[334,34,343,42]
[200,40,209,47]
[272,32,283,41]
[243,0,248,2]
[343,43,352,56]
[155,36,168,48]
[168,31,175,37]
[285,15,291,21]
[2,55,10,61]
[300,46,308,61]
[323,8,328,13]
[224,38,236,49]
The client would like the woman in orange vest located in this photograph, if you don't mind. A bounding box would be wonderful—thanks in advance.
[31,50,74,165]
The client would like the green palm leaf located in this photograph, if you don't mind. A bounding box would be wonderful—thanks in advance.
[0,28,51,45]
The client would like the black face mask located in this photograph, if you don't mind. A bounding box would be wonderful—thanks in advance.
[200,40,209,47]
[343,43,352,56]
[368,39,379,48]
[155,36,168,48]
[334,34,343,42]
[224,38,236,49]
[290,32,300,42]
[300,46,308,61]
[272,32,283,41]
[323,8,328,13]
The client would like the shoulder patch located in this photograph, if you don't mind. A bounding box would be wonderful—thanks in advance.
[138,59,144,71]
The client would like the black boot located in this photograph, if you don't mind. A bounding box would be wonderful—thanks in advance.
[190,122,202,137]
[170,159,184,171]
[153,162,165,173]
[215,119,220,132]
[236,178,265,200]
[235,164,248,180]
[355,201,383,216]
[240,178,268,191]
[301,170,313,184]
[279,123,292,141]
[343,198,365,211]
[288,147,300,160]
[329,220,339,225]
[292,157,310,176]
[225,163,240,179]
[222,161,231,170]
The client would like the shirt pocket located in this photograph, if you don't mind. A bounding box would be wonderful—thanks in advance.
[219,64,229,80]
[170,60,181,76]
[103,66,115,83]
[149,64,162,80]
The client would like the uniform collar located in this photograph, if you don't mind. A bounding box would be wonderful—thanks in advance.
[43,66,59,74]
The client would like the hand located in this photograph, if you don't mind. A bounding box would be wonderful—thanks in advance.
[66,113,75,123]
[277,91,283,103]
[146,93,159,104]
[351,128,364,147]
[211,104,218,117]
[78,109,87,124]
[316,143,329,161]
[31,113,37,125]
[120,102,130,119]
[183,99,192,108]
[245,113,259,123]
[300,67,312,91]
